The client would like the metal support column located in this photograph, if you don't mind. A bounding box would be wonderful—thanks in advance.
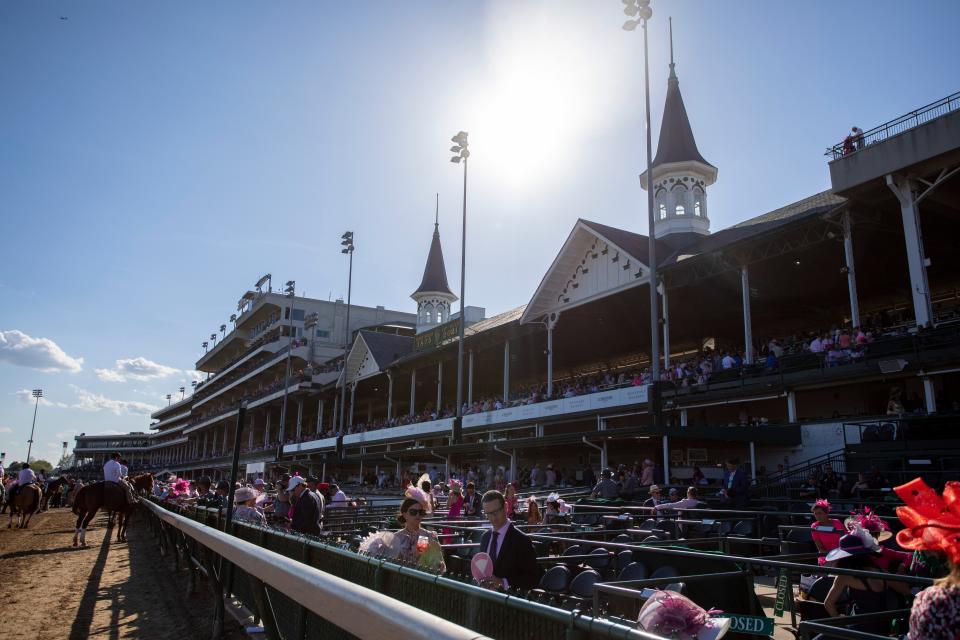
[546,313,558,397]
[386,372,393,420]
[842,210,861,328]
[662,435,670,485]
[887,175,933,327]
[680,408,688,427]
[787,391,798,423]
[660,280,670,367]
[349,384,356,427]
[922,376,937,414]
[467,350,474,406]
[502,341,510,402]
[741,265,754,363]
[436,361,443,412]
[749,441,757,481]
[295,399,303,440]
[409,368,416,417]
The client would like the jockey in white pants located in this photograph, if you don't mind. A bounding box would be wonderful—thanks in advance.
[103,452,136,504]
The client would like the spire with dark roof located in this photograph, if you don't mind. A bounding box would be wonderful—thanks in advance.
[651,20,714,169]
[412,198,455,298]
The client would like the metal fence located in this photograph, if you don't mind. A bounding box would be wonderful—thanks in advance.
[143,499,656,640]
[826,91,960,160]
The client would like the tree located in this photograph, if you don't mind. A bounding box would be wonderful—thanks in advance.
[5,459,53,476]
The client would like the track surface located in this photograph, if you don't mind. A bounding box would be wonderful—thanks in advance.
[0,507,243,640]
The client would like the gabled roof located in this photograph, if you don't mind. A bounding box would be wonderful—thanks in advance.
[651,68,713,169]
[520,220,666,323]
[412,223,455,298]
[359,331,413,366]
[659,190,847,267]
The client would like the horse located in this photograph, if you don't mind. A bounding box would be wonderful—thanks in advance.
[72,473,154,546]
[6,483,43,529]
[40,477,68,511]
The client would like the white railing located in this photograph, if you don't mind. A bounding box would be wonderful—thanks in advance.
[142,501,489,640]
[282,384,650,454]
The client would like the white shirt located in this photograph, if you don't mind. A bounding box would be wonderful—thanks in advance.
[18,468,36,485]
[810,338,823,353]
[103,459,123,483]
[721,355,735,369]
[329,490,348,507]
[120,464,129,478]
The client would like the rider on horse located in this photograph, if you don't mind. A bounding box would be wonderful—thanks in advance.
[8,463,37,502]
[104,452,137,506]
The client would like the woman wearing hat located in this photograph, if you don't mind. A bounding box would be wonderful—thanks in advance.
[847,508,913,573]
[820,533,911,635]
[894,479,960,639]
[394,497,446,573]
[810,500,845,566]
[503,483,518,519]
[233,486,267,525]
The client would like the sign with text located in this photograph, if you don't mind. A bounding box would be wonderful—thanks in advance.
[413,318,461,351]
[712,614,774,637]
[774,568,790,616]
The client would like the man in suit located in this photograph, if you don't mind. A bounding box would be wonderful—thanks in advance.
[478,490,543,590]
[462,481,482,517]
[720,458,751,508]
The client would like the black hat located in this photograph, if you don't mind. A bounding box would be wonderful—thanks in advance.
[198,475,212,487]
[825,534,881,562]
[306,476,319,483]
[216,480,231,492]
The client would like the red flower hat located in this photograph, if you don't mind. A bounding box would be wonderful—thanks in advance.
[894,478,960,565]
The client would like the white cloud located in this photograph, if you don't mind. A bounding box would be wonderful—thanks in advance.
[15,388,69,408]
[0,330,83,373]
[95,356,180,382]
[71,386,158,415]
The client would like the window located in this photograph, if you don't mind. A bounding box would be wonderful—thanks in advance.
[694,201,702,217]
[675,205,685,216]
[315,329,330,339]
[291,309,305,321]
[659,204,667,220]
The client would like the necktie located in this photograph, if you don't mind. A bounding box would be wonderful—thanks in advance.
[489,530,499,563]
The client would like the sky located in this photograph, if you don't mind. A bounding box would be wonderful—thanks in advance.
[1,1,959,464]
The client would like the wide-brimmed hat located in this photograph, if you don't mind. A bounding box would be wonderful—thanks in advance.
[235,487,258,504]
[637,590,729,640]
[895,478,960,565]
[825,533,882,563]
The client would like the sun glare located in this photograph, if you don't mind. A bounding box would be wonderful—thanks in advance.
[464,4,630,195]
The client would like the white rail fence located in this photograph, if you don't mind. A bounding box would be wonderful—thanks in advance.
[143,500,490,640]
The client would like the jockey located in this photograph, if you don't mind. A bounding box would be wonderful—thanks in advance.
[104,452,136,505]
[9,462,36,501]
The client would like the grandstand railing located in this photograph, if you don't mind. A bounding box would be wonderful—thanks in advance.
[826,90,960,160]
[143,499,659,640]
[142,499,489,640]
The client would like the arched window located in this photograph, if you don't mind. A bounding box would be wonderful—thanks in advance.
[694,201,702,217]
[659,203,667,220]
[675,205,685,216]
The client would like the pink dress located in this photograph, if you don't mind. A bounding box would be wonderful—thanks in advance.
[811,519,845,565]
[442,496,463,539]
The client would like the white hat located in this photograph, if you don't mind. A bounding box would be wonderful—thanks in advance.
[287,476,306,492]
[253,478,265,486]
[234,487,258,503]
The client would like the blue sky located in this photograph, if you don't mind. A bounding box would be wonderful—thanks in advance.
[1,1,958,463]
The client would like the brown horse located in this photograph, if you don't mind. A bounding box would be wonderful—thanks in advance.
[6,483,42,528]
[40,477,68,511]
[72,474,154,546]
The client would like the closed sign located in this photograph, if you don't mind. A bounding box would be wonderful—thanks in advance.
[713,614,774,637]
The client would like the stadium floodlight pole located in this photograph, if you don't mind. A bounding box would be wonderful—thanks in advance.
[220,324,227,339]
[179,386,185,400]
[210,332,217,348]
[276,279,296,456]
[25,388,42,463]
[450,131,469,445]
[337,231,354,459]
[166,394,172,406]
[202,340,209,354]
[622,0,661,430]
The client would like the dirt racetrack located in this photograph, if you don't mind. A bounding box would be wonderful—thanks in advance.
[0,506,244,640]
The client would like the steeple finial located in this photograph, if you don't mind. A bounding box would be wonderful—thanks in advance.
[668,17,676,80]
[434,193,439,230]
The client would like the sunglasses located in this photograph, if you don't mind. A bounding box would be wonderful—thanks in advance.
[482,506,503,517]
[406,508,425,517]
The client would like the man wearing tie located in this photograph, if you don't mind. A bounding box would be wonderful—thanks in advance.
[720,458,751,508]
[478,490,543,590]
